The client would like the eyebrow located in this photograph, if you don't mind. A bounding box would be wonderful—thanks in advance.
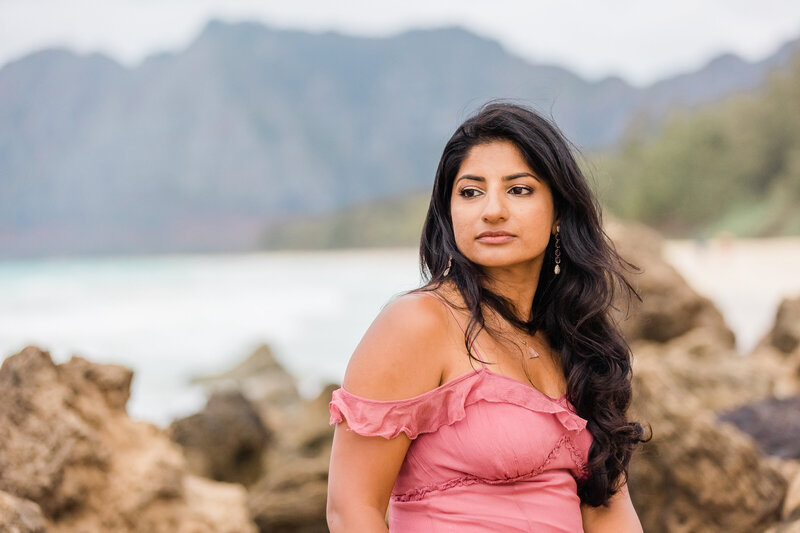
[454,172,540,185]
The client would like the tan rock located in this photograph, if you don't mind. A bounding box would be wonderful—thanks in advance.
[718,395,800,459]
[763,520,800,533]
[247,382,335,533]
[631,330,786,412]
[759,296,800,355]
[606,220,735,347]
[0,346,258,533]
[0,490,48,533]
[629,354,786,533]
[285,383,338,454]
[191,343,301,408]
[749,344,800,397]
[601,220,800,532]
[169,391,271,486]
[176,343,334,532]
[174,475,257,533]
[783,465,800,521]
[248,451,330,533]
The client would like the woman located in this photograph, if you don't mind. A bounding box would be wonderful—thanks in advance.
[327,102,647,532]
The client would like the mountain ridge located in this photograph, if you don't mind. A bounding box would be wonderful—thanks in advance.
[1,20,797,257]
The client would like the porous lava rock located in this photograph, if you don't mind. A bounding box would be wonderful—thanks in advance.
[761,296,800,355]
[169,390,272,486]
[247,383,335,533]
[629,354,787,533]
[0,490,48,533]
[606,220,736,347]
[718,394,800,459]
[0,346,257,533]
[191,343,301,407]
[179,344,336,533]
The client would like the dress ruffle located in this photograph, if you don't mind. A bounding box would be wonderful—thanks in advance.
[328,367,587,440]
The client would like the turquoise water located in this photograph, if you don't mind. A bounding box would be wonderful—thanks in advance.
[0,249,421,426]
[2,241,798,426]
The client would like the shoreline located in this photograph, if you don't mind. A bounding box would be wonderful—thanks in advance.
[1,237,799,424]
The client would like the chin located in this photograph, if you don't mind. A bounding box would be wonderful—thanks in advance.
[469,255,536,270]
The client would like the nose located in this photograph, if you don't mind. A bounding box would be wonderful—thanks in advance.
[481,190,508,223]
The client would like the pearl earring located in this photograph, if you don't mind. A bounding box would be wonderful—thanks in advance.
[443,256,452,277]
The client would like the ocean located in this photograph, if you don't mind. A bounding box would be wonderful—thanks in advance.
[1,240,798,426]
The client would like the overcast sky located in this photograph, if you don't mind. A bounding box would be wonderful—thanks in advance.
[1,0,799,86]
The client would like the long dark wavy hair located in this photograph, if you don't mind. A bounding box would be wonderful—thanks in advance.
[416,101,647,507]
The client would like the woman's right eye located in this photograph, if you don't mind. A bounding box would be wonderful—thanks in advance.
[458,188,482,198]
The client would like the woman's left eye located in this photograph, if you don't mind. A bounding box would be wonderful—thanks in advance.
[509,185,532,195]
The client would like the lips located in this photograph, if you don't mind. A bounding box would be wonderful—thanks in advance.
[476,231,515,243]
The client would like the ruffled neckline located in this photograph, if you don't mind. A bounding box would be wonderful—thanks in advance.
[477,366,569,403]
[329,366,588,440]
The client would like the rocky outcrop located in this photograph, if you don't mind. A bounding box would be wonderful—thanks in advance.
[754,296,800,396]
[169,391,272,486]
[761,296,800,355]
[629,354,786,533]
[602,220,800,533]
[631,329,787,412]
[718,395,800,459]
[782,468,800,524]
[175,221,791,533]
[248,452,330,533]
[182,344,336,532]
[716,395,800,533]
[764,467,800,533]
[247,383,336,533]
[627,321,796,533]
[0,490,48,533]
[4,222,796,533]
[191,343,301,408]
[764,521,800,533]
[606,220,736,347]
[0,346,258,533]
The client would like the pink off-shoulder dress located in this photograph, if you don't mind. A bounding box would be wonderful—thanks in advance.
[329,295,593,532]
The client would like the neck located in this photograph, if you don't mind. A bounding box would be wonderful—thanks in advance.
[481,259,543,322]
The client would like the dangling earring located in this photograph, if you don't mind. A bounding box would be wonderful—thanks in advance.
[443,256,452,277]
[554,225,561,275]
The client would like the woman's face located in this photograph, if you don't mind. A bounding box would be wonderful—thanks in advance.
[450,139,557,274]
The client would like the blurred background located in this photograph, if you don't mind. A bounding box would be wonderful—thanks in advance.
[1,1,799,423]
[3,2,800,532]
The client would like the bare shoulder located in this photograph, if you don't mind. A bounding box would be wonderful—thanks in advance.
[342,290,453,401]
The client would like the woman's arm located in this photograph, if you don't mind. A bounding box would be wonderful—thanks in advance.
[326,293,451,533]
[327,420,409,532]
[580,482,643,533]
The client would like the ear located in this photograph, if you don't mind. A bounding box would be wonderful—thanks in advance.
[551,220,560,234]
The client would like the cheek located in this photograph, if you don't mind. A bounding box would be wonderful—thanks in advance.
[521,199,554,232]
[450,208,475,248]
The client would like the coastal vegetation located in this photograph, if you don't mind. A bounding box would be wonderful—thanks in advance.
[258,192,429,250]
[599,54,800,237]
[1,21,797,257]
[258,53,800,249]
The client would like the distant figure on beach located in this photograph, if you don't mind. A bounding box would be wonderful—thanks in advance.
[326,102,647,532]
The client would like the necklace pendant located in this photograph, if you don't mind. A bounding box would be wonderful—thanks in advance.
[527,346,540,358]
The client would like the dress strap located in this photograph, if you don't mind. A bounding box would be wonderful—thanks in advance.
[419,291,488,368]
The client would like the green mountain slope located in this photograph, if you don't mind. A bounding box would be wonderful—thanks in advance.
[1,19,798,257]
[262,53,800,248]
[598,54,800,237]
[259,191,430,249]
